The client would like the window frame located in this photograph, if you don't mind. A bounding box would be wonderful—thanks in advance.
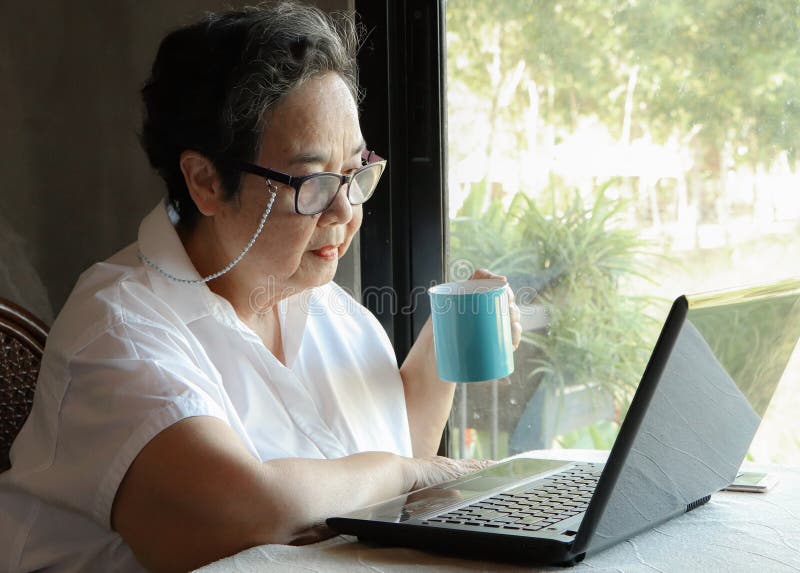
[355,0,450,453]
[355,0,448,358]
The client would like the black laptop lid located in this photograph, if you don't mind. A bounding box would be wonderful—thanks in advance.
[573,279,800,556]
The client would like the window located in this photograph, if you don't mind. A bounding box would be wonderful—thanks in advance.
[444,1,800,464]
[356,0,800,465]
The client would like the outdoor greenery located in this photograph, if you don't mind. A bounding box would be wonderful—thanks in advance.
[449,181,664,449]
[445,0,800,457]
[447,0,800,181]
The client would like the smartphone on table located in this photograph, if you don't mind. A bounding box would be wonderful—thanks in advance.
[723,471,779,493]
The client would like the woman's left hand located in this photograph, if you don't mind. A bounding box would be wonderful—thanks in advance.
[469,268,522,350]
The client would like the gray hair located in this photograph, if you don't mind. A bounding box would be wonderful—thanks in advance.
[223,2,362,150]
[140,1,361,228]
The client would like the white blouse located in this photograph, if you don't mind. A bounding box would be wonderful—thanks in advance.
[0,200,412,573]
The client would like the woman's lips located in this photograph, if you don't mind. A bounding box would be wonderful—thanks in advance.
[310,244,340,260]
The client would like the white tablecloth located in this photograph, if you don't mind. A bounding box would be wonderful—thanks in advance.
[196,451,800,572]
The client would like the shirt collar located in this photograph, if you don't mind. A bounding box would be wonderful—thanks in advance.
[137,199,220,324]
[136,200,311,367]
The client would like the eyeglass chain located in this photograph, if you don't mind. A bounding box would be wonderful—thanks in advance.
[137,181,277,285]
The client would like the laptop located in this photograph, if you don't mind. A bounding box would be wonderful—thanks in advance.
[328,279,800,566]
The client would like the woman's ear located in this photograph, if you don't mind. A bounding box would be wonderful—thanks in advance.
[179,151,224,217]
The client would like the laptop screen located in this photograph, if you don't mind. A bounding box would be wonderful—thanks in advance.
[579,279,800,555]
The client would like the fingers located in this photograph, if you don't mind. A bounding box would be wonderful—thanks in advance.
[510,315,522,349]
[412,456,492,490]
[469,268,506,281]
[459,458,495,472]
[467,269,523,351]
[506,285,522,350]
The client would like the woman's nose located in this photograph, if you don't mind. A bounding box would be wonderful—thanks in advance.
[320,182,353,224]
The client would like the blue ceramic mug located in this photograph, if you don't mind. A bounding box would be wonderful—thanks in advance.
[428,279,514,382]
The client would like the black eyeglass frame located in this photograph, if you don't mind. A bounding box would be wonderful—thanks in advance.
[215,149,387,215]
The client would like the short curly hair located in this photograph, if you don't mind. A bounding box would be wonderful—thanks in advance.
[140,1,360,228]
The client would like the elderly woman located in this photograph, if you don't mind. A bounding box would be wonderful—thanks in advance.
[0,3,521,572]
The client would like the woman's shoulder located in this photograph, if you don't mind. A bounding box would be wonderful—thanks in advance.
[48,243,183,358]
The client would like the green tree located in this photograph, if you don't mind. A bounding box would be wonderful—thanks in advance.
[446,0,800,218]
[450,184,664,448]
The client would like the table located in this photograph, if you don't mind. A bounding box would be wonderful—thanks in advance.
[196,451,800,572]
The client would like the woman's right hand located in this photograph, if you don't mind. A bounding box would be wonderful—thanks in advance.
[404,455,493,490]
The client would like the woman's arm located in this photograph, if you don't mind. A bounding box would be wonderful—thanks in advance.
[112,415,485,573]
[400,269,523,457]
[399,318,456,457]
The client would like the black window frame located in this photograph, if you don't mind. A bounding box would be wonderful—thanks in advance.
[355,0,450,454]
[356,0,447,355]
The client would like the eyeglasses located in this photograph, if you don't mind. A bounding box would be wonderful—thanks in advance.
[216,149,387,215]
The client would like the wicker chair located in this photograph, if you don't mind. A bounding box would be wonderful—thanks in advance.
[0,298,48,472]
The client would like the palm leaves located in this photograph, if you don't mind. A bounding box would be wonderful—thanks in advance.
[450,181,666,443]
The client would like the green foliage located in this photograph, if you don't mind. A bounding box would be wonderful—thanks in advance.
[446,0,800,461]
[447,0,800,169]
[556,419,620,450]
[450,182,666,431]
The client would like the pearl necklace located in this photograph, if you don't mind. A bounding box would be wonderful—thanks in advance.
[138,186,277,285]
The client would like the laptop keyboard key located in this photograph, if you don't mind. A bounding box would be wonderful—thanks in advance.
[429,463,600,532]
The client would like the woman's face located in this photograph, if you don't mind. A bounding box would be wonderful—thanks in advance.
[213,72,366,299]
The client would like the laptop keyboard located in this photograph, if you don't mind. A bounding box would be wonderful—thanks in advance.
[421,463,602,532]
